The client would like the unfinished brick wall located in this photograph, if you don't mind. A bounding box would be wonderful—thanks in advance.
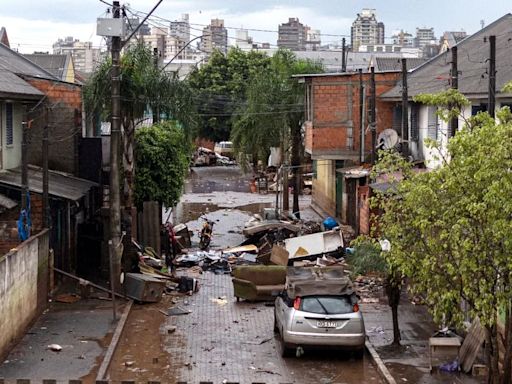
[0,193,44,255]
[24,77,82,175]
[306,72,400,160]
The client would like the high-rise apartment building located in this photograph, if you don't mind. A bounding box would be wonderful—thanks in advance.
[234,29,254,50]
[392,30,415,48]
[52,37,101,73]
[415,27,436,49]
[200,19,228,54]
[305,28,321,51]
[351,9,385,52]
[170,14,190,43]
[277,18,307,51]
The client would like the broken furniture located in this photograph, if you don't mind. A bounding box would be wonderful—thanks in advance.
[231,265,287,301]
[284,228,345,264]
[429,336,462,372]
[124,273,166,303]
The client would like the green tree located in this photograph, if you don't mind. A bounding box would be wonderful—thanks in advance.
[187,48,270,142]
[134,122,190,209]
[84,43,196,210]
[231,49,323,216]
[348,236,403,345]
[373,91,512,383]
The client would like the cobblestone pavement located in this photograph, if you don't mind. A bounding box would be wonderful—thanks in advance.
[163,272,383,384]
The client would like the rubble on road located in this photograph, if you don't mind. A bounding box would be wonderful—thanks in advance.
[354,274,384,298]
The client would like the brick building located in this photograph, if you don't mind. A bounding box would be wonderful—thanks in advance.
[295,71,401,233]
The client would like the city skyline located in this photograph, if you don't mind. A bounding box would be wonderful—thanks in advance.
[0,0,510,53]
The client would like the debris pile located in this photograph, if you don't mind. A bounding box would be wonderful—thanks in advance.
[354,274,384,299]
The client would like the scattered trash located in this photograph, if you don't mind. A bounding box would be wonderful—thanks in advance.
[124,361,135,367]
[243,337,273,345]
[439,360,459,372]
[212,296,228,306]
[47,344,62,352]
[78,354,86,360]
[367,326,385,335]
[361,297,380,304]
[160,306,191,316]
[167,326,177,334]
[54,293,81,303]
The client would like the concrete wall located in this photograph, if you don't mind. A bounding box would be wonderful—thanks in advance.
[312,159,336,216]
[0,101,23,170]
[0,229,49,361]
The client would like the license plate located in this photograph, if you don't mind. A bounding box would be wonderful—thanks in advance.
[317,321,338,328]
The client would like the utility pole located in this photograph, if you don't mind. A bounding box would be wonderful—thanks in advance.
[109,0,122,294]
[401,58,409,158]
[42,106,49,228]
[359,69,365,163]
[370,66,377,164]
[282,162,289,213]
[21,113,28,212]
[153,47,160,124]
[341,38,346,72]
[450,46,458,138]
[488,35,496,119]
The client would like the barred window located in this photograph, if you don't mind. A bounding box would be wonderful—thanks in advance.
[6,103,13,145]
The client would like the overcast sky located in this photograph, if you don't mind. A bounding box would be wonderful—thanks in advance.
[1,0,511,53]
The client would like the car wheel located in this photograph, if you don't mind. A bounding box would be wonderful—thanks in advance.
[279,329,294,358]
[273,312,279,332]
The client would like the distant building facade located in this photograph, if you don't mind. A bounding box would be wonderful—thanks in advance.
[305,28,321,51]
[351,9,385,52]
[277,18,307,51]
[234,29,254,50]
[170,14,190,43]
[392,30,415,48]
[52,37,101,74]
[415,27,436,49]
[200,19,228,54]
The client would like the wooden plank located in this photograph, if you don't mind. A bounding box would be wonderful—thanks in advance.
[95,300,134,380]
[459,317,486,373]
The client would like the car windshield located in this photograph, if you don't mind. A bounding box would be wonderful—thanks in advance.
[300,295,353,315]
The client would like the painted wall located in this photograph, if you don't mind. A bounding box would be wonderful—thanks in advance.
[312,159,336,216]
[1,102,23,170]
[0,230,49,361]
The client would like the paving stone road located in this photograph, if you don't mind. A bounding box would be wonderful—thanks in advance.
[163,272,383,384]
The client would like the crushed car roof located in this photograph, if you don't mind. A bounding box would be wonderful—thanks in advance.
[285,267,354,297]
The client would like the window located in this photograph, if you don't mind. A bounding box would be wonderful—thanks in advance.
[392,105,402,134]
[427,106,438,139]
[6,103,13,145]
[410,103,420,141]
[300,296,354,315]
[471,104,487,115]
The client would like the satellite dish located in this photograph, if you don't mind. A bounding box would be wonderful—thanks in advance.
[377,129,399,150]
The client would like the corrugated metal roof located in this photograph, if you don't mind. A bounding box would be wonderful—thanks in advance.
[23,54,69,81]
[0,43,57,80]
[383,13,512,99]
[374,57,427,72]
[0,166,98,201]
[0,70,43,98]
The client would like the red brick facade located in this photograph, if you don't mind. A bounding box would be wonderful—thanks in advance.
[304,72,400,161]
[23,77,82,175]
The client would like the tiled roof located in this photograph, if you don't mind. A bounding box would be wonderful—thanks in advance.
[383,13,512,99]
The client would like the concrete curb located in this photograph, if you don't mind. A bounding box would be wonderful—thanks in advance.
[365,340,398,384]
[96,300,133,380]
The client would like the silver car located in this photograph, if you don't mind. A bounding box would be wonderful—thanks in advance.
[274,268,365,357]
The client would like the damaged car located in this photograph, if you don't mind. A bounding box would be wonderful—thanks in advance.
[274,267,365,358]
